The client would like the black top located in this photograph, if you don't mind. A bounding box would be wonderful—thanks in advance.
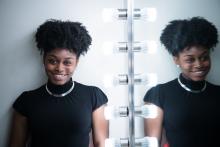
[144,74,220,147]
[13,80,108,147]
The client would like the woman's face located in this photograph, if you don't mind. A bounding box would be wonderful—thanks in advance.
[44,48,78,85]
[173,46,211,81]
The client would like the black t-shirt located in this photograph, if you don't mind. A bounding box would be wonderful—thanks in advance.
[144,75,220,147]
[13,81,108,147]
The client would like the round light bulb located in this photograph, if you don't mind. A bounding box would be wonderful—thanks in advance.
[135,104,158,119]
[141,8,157,22]
[104,106,128,120]
[105,138,121,147]
[139,136,159,147]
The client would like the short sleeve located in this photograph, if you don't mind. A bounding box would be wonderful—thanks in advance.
[13,92,29,117]
[91,87,108,111]
[143,85,163,109]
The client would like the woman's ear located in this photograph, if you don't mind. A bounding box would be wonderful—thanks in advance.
[173,56,179,66]
[75,58,80,67]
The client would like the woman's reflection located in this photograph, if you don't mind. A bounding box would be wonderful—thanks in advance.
[144,16,220,147]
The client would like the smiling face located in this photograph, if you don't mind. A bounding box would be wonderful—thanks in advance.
[44,48,78,85]
[173,46,211,81]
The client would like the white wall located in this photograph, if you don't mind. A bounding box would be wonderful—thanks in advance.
[0,0,219,146]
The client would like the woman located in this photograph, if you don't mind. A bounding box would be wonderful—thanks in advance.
[144,17,220,147]
[9,19,108,147]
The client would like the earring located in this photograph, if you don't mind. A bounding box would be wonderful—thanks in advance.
[176,64,180,68]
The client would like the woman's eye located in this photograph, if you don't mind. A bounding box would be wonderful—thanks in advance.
[48,59,57,64]
[63,61,72,65]
[185,58,194,63]
[201,55,210,61]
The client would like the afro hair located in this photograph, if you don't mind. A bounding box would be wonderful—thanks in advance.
[35,19,92,58]
[160,16,218,56]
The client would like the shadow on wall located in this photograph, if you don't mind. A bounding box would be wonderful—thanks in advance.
[1,107,13,147]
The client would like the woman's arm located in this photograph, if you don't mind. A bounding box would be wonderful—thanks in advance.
[92,105,109,147]
[8,110,29,147]
[144,103,164,143]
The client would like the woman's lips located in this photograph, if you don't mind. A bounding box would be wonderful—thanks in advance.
[193,70,207,77]
[53,74,66,81]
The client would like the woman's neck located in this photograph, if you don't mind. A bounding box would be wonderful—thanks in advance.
[179,74,206,92]
[47,79,73,94]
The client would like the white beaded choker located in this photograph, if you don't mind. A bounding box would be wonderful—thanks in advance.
[45,82,75,97]
[177,77,206,93]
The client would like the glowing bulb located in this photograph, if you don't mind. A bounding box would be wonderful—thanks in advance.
[140,8,157,22]
[105,138,121,147]
[146,41,157,54]
[102,8,157,22]
[104,106,128,120]
[103,73,157,88]
[136,137,159,147]
[102,8,117,23]
[135,104,158,119]
[103,74,114,88]
[102,41,115,55]
[134,73,158,86]
[105,138,129,147]
[105,137,158,147]
[133,41,157,53]
[102,41,127,55]
[102,41,157,55]
[102,8,127,23]
[147,73,158,86]
[103,74,128,88]
[104,104,157,120]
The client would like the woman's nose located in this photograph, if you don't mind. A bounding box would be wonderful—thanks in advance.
[55,63,64,72]
[195,60,202,68]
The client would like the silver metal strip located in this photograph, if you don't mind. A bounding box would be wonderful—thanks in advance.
[127,0,135,146]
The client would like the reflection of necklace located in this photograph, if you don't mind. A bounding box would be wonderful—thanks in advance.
[178,77,206,93]
[45,82,74,97]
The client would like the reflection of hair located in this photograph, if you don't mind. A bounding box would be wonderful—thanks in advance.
[160,16,218,56]
[35,19,92,58]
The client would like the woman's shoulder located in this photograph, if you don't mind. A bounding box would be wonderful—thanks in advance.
[206,81,220,86]
[74,81,92,88]
[13,84,46,115]
[74,81,108,109]
[74,81,103,91]
[20,84,45,96]
[206,81,220,90]
[151,78,177,90]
